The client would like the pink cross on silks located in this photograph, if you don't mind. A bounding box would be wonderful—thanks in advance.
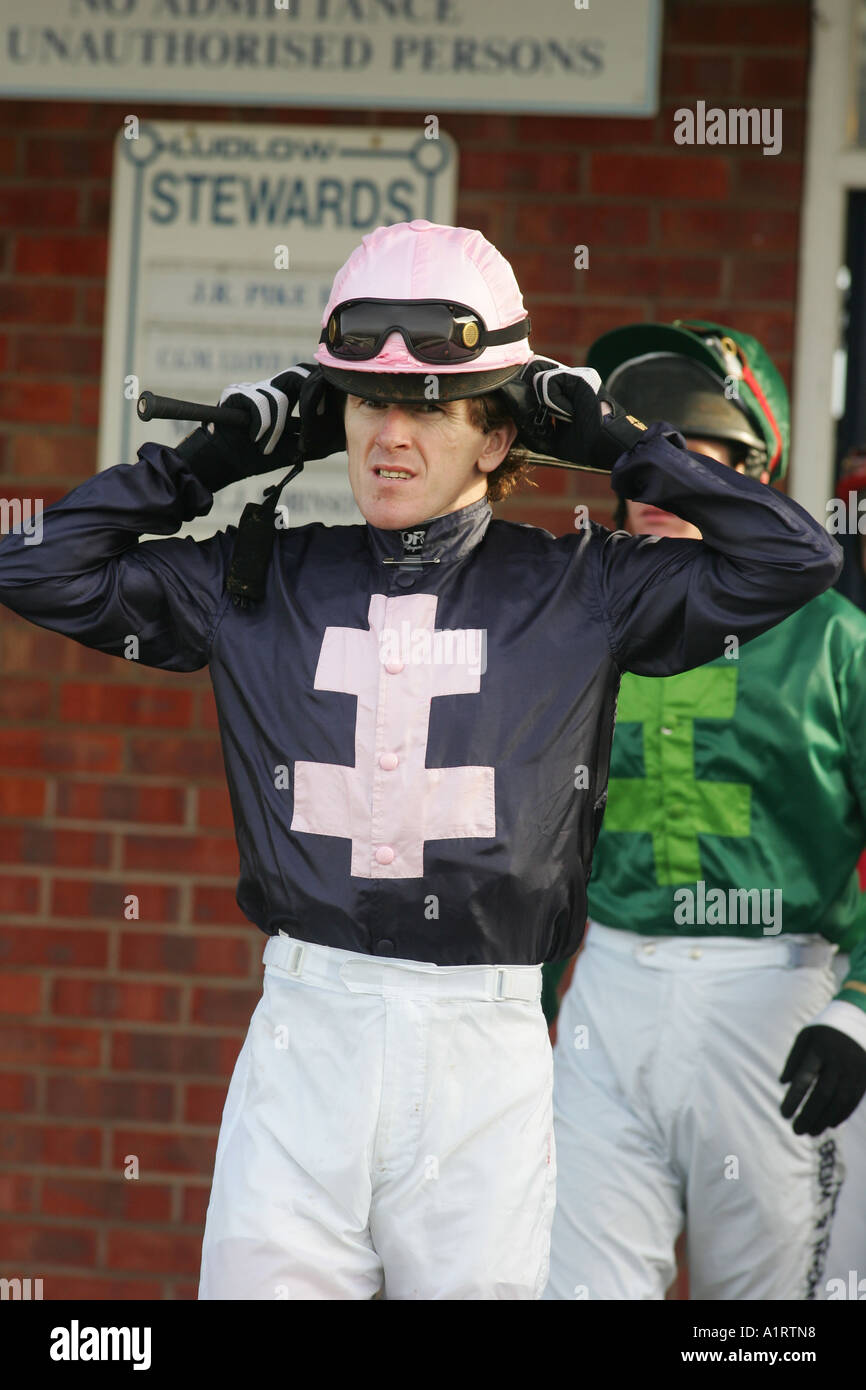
[291,593,495,879]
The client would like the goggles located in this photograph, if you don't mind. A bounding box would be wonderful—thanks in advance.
[320,298,531,365]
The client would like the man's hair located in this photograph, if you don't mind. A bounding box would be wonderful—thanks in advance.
[336,387,536,503]
[466,391,535,503]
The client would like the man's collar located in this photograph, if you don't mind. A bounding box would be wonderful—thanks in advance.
[365,495,493,566]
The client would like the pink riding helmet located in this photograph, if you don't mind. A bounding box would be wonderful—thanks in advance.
[315,219,533,403]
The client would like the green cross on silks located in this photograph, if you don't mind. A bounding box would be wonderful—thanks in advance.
[603,665,752,884]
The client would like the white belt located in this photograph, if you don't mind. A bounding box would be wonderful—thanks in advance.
[586,920,837,971]
[264,931,542,1003]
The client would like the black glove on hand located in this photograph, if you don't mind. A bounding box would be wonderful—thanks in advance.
[221,363,344,461]
[498,356,650,472]
[779,1024,866,1135]
[174,363,345,493]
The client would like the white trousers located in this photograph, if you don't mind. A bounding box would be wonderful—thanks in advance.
[543,922,845,1301]
[198,932,555,1300]
[824,953,866,1292]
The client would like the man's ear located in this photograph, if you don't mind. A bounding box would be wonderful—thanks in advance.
[477,417,518,474]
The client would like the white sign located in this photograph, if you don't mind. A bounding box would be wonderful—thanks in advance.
[0,0,662,115]
[99,120,456,538]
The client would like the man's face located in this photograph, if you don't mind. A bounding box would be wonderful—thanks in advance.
[343,393,517,530]
[624,436,768,540]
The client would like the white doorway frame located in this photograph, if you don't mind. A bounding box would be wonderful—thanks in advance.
[791,0,866,518]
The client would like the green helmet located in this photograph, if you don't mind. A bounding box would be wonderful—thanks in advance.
[587,318,790,482]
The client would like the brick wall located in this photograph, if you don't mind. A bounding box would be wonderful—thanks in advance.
[0,0,810,1299]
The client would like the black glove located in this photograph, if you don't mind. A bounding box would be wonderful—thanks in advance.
[779,1024,866,1135]
[174,364,345,494]
[221,363,345,462]
[498,356,650,472]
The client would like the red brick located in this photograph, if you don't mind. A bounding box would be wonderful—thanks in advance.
[51,877,180,922]
[127,736,224,779]
[41,1274,162,1300]
[171,1280,199,1299]
[184,1083,229,1126]
[0,777,46,816]
[659,257,724,298]
[42,1176,172,1222]
[452,197,509,251]
[9,433,95,482]
[0,1172,34,1212]
[182,1185,211,1225]
[436,113,515,144]
[82,184,111,231]
[733,259,797,301]
[0,1024,101,1068]
[0,874,39,914]
[0,678,52,721]
[0,332,8,369]
[0,101,91,131]
[23,136,113,179]
[0,381,74,424]
[516,202,651,249]
[528,303,644,353]
[520,464,568,498]
[192,885,247,926]
[661,51,736,98]
[111,1129,216,1177]
[56,780,186,825]
[0,926,108,969]
[106,1227,202,1275]
[461,149,581,195]
[120,931,249,977]
[659,205,798,252]
[740,55,808,99]
[79,383,100,427]
[0,282,76,325]
[0,1072,37,1111]
[111,1029,241,1077]
[516,114,656,147]
[0,1219,96,1265]
[0,1121,101,1165]
[14,331,102,376]
[736,157,803,201]
[2,825,112,870]
[81,284,105,325]
[191,985,259,1028]
[198,695,219,739]
[0,187,80,228]
[0,138,18,174]
[196,786,234,830]
[667,1,808,46]
[51,978,182,1024]
[0,729,122,772]
[59,683,194,728]
[590,153,730,200]
[123,833,237,877]
[46,1075,173,1122]
[15,235,107,278]
[0,973,41,1014]
[729,309,795,355]
[511,250,584,297]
